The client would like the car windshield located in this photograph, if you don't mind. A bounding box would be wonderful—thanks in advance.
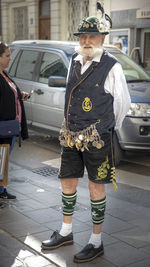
[111,52,150,83]
[68,50,150,83]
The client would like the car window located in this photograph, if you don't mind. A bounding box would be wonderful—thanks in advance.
[39,52,68,84]
[112,52,150,82]
[10,47,16,54]
[8,50,21,77]
[15,50,40,81]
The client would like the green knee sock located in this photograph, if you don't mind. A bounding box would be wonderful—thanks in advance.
[62,191,77,216]
[91,196,106,224]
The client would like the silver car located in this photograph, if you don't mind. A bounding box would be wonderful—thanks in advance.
[8,40,150,165]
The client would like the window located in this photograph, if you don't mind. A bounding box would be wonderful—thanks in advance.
[39,0,50,17]
[9,51,21,77]
[39,0,50,39]
[112,52,150,82]
[15,50,40,80]
[14,6,28,40]
[39,52,68,83]
[68,0,89,41]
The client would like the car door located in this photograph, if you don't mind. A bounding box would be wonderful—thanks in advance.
[8,49,41,124]
[31,50,68,132]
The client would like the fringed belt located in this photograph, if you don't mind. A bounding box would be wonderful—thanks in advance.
[59,120,104,152]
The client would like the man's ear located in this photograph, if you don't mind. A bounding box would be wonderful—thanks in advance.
[102,34,106,42]
[99,34,105,44]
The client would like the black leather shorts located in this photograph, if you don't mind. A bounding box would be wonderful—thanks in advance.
[58,131,116,184]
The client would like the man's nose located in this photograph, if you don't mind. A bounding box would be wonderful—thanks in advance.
[85,36,90,44]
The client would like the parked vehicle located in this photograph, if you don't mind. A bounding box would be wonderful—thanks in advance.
[8,40,150,165]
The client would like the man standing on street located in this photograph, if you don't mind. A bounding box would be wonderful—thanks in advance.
[42,2,131,263]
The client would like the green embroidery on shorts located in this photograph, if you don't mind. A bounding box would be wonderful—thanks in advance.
[96,156,110,180]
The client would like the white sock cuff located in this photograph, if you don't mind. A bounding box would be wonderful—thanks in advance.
[59,222,72,236]
[88,233,102,248]
[62,222,72,229]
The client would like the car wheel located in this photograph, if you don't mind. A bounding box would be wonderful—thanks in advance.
[113,132,124,166]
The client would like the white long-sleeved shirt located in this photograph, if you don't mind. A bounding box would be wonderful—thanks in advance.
[67,52,131,129]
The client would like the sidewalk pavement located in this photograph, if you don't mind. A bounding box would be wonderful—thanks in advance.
[0,162,150,267]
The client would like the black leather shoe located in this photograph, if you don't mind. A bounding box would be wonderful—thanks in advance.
[74,243,104,263]
[0,189,16,200]
[41,231,73,250]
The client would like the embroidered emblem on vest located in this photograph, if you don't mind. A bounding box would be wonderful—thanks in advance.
[82,97,92,112]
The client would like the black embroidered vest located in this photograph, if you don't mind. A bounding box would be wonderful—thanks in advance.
[65,50,117,134]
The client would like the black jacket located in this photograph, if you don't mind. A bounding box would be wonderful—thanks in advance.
[0,71,28,140]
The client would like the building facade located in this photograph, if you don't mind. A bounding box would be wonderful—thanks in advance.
[0,0,100,42]
[110,0,150,70]
[0,0,150,70]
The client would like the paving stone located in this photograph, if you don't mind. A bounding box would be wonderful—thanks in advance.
[129,215,150,231]
[0,229,24,254]
[0,230,56,267]
[102,214,134,234]
[0,207,30,224]
[127,258,150,267]
[140,244,150,255]
[24,255,55,267]
[25,190,61,206]
[0,217,49,237]
[0,254,22,267]
[8,198,46,213]
[8,182,42,194]
[22,207,61,224]
[106,206,142,222]
[111,227,150,248]
[103,241,149,266]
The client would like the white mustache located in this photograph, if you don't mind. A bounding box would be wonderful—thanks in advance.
[75,45,103,57]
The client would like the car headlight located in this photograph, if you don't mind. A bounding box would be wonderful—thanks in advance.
[127,103,150,117]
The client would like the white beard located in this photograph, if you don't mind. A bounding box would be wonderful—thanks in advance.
[75,45,103,58]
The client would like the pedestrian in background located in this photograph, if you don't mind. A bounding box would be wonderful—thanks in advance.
[113,41,123,50]
[42,2,131,263]
[0,42,29,200]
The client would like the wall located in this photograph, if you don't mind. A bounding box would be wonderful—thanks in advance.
[111,0,150,11]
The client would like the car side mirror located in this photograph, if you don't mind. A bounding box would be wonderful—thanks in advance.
[48,76,66,87]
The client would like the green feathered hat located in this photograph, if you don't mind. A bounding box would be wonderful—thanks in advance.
[74,2,112,36]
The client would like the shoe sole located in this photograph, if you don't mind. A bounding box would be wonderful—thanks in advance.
[41,240,73,250]
[73,249,104,263]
